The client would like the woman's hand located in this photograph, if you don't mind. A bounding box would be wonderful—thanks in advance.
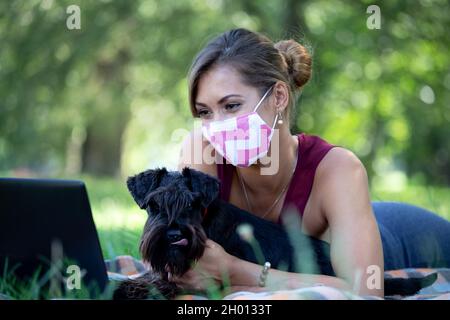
[167,238,353,294]
[168,239,233,291]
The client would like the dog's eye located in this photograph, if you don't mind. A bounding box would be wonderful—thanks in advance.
[190,200,199,208]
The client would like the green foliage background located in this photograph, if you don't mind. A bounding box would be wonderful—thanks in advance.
[1,0,449,183]
[1,0,449,257]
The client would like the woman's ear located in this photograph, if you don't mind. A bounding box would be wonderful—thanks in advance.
[127,167,168,209]
[272,81,290,113]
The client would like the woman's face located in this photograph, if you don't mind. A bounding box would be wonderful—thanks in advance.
[194,65,276,126]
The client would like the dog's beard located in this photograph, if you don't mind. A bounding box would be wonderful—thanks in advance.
[140,221,208,276]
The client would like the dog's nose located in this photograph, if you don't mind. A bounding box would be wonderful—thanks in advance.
[166,229,183,242]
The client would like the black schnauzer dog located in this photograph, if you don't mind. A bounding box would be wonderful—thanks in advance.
[113,167,334,299]
[113,167,435,299]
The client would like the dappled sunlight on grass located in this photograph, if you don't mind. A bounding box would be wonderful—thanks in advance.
[97,227,141,260]
[372,170,408,193]
[91,202,145,260]
[80,175,134,209]
[92,201,145,230]
[371,182,450,221]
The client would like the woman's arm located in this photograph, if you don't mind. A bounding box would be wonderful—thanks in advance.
[169,239,351,293]
[225,148,384,296]
[226,254,352,292]
[316,147,384,297]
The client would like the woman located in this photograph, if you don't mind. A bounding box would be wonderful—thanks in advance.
[176,28,450,297]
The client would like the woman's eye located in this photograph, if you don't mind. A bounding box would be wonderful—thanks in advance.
[225,103,241,111]
[197,109,211,118]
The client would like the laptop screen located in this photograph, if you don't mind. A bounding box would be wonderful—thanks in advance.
[0,178,108,297]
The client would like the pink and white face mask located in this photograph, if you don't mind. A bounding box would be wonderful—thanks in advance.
[201,86,278,167]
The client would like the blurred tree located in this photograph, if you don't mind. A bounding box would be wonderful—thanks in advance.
[0,0,138,176]
[0,0,448,186]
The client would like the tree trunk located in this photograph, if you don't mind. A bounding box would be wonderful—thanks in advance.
[80,49,131,177]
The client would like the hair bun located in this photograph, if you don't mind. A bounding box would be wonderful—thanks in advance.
[274,39,312,89]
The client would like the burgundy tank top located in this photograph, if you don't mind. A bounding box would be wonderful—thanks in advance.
[216,133,338,224]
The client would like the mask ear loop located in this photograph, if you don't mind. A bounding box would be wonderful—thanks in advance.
[252,85,279,129]
[271,111,279,129]
[253,85,275,113]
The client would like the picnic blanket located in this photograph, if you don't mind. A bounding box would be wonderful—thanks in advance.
[105,255,450,300]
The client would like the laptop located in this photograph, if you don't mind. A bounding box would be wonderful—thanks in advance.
[0,177,110,298]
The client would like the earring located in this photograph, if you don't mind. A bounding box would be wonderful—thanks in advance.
[277,111,283,125]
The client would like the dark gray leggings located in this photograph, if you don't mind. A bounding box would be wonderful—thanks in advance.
[372,201,450,270]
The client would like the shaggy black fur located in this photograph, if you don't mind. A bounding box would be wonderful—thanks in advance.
[113,167,433,299]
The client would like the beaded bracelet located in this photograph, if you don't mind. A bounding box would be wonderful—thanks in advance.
[258,261,271,287]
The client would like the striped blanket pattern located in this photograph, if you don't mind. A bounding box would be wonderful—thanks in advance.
[105,255,450,300]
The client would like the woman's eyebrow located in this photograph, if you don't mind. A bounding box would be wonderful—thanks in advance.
[196,94,244,107]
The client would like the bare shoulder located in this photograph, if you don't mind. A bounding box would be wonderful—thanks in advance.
[177,128,218,178]
[303,146,372,241]
[315,146,371,220]
[316,147,366,181]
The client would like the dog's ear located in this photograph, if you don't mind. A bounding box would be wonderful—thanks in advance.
[127,167,168,209]
[181,166,219,207]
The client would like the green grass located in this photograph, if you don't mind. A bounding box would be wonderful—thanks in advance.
[1,173,449,299]
[80,175,145,260]
[371,182,450,221]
